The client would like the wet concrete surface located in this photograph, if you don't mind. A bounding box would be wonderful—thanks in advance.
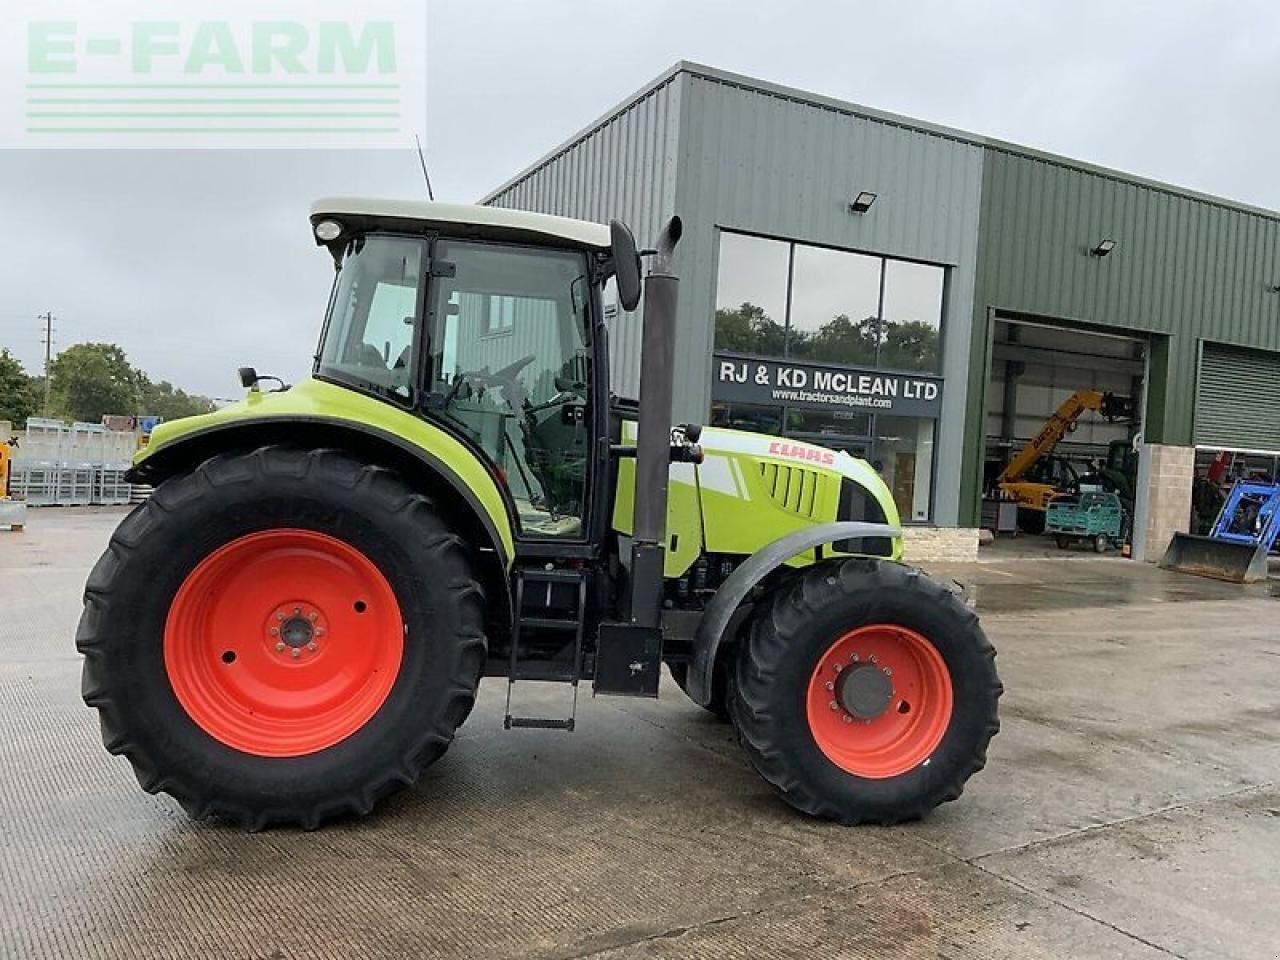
[1,507,1277,959]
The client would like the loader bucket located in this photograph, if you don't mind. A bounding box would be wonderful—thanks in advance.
[1158,533,1270,583]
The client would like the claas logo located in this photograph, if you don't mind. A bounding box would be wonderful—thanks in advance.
[768,440,835,466]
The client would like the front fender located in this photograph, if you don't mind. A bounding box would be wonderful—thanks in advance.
[687,521,902,707]
[132,378,516,567]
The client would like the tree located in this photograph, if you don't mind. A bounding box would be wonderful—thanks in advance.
[47,343,142,423]
[138,378,217,420]
[795,313,879,366]
[879,318,940,372]
[714,301,787,356]
[0,349,39,428]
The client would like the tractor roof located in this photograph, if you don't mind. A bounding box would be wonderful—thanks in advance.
[310,197,612,251]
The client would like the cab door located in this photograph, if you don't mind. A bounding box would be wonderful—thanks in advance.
[423,238,594,541]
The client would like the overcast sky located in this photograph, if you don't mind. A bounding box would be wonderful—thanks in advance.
[2,0,1278,400]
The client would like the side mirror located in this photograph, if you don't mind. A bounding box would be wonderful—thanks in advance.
[609,219,642,312]
[238,366,259,389]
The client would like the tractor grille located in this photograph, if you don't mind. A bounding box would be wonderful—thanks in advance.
[835,478,894,557]
[759,462,822,519]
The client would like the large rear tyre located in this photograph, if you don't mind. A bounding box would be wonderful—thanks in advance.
[729,558,1001,825]
[77,446,487,830]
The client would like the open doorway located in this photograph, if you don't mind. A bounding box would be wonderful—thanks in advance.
[982,316,1146,557]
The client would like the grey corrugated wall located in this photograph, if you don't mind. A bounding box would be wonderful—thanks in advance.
[671,72,984,526]
[483,72,683,401]
[482,64,985,525]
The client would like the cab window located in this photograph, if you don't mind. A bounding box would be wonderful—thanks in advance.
[426,239,592,538]
[317,235,425,400]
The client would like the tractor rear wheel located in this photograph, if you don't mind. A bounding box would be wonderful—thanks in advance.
[729,558,1000,825]
[77,446,487,829]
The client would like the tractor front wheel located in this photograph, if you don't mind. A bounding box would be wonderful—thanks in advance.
[77,446,487,829]
[729,558,1001,825]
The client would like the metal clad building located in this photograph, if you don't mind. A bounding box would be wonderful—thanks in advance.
[487,73,683,400]
[485,62,1280,554]
[964,147,1280,524]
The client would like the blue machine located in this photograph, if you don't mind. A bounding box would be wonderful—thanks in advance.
[1161,480,1280,582]
[1209,481,1280,552]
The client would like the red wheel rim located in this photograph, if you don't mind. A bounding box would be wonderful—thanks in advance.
[805,624,953,779]
[164,529,404,757]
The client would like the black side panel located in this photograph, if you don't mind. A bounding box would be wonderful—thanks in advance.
[835,479,894,557]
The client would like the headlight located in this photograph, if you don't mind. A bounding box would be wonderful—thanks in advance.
[313,219,343,242]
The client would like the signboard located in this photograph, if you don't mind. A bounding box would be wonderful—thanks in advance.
[712,352,943,418]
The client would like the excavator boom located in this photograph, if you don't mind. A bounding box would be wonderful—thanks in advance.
[997,389,1133,485]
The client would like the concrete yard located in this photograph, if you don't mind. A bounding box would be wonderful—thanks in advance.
[2,507,1277,960]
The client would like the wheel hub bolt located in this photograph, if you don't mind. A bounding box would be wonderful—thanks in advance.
[306,642,318,652]
[829,700,839,711]
[308,612,318,621]
[270,627,279,636]
[275,642,285,652]
[290,648,301,659]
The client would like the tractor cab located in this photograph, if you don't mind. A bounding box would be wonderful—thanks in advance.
[310,199,626,544]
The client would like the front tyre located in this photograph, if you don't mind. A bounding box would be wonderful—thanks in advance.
[77,446,487,830]
[729,558,1001,825]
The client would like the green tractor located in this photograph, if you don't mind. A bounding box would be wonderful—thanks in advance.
[78,198,1000,829]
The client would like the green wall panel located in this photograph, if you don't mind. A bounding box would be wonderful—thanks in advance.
[962,149,1280,524]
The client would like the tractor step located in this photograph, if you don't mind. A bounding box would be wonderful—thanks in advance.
[503,567,587,732]
[504,716,575,731]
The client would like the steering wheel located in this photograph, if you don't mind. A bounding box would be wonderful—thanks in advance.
[443,354,536,410]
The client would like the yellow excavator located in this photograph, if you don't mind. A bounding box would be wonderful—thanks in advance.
[996,389,1135,525]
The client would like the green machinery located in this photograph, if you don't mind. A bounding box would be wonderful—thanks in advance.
[1045,491,1125,553]
[77,199,1000,829]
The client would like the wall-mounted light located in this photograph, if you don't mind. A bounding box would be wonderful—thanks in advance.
[1091,239,1117,257]
[848,191,877,214]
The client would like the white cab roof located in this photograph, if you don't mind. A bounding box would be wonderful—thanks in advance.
[310,196,612,250]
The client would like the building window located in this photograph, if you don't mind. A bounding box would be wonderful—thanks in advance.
[712,230,945,373]
[713,233,790,356]
[880,259,943,373]
[874,415,935,522]
[485,295,516,335]
[788,244,881,366]
[709,402,785,436]
[710,229,946,522]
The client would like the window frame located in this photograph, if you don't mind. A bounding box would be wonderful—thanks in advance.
[418,235,602,547]
[710,227,947,524]
[712,227,948,377]
[312,231,430,411]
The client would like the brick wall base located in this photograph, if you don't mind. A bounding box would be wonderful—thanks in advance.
[1141,443,1194,563]
[901,527,980,564]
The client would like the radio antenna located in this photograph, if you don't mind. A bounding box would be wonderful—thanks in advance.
[414,134,435,201]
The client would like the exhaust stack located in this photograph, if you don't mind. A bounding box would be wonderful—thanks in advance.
[627,216,683,628]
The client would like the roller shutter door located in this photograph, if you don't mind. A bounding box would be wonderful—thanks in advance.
[1194,343,1280,451]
